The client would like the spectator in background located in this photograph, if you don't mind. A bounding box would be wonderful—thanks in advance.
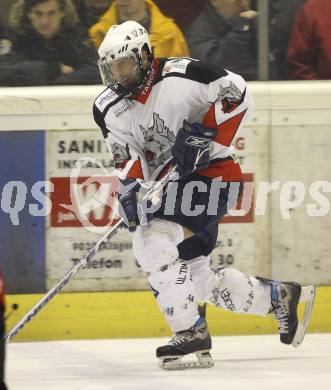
[186,0,257,80]
[153,0,204,31]
[89,0,189,57]
[287,0,331,80]
[268,0,306,80]
[0,270,7,390]
[74,0,112,29]
[1,20,49,86]
[8,0,101,85]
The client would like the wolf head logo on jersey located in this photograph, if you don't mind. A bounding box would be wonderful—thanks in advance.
[111,143,131,169]
[217,81,244,114]
[140,113,176,167]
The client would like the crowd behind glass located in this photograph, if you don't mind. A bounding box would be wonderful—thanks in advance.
[0,0,330,86]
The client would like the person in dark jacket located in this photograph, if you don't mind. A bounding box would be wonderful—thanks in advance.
[268,0,306,80]
[8,0,101,85]
[73,0,112,29]
[1,20,50,86]
[287,0,331,80]
[154,0,204,31]
[186,0,257,81]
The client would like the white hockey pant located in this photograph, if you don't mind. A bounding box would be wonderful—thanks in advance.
[133,219,271,333]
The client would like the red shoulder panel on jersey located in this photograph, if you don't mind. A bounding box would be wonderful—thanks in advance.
[214,109,247,146]
[203,104,248,147]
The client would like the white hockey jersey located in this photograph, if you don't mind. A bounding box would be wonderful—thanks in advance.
[93,57,254,182]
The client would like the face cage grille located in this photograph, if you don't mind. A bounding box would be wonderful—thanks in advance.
[98,51,149,96]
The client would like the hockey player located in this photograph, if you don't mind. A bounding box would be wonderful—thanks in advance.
[93,21,315,369]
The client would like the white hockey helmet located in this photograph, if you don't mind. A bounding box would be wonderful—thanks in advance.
[98,21,153,95]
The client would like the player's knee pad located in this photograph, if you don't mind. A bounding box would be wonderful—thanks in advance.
[208,267,271,316]
[132,219,184,274]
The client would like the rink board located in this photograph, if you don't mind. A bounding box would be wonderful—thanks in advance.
[5,286,330,342]
[1,84,331,295]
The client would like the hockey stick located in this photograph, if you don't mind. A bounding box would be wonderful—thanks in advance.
[4,218,123,343]
[5,165,178,343]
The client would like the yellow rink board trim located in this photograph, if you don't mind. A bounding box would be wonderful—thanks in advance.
[5,287,331,342]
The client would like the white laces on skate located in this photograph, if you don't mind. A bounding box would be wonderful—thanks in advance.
[169,329,195,346]
[271,284,290,334]
[169,319,208,346]
[273,284,316,347]
[272,302,289,334]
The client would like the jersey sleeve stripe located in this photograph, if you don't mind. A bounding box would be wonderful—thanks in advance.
[202,103,217,127]
[158,59,228,85]
[93,104,109,138]
[214,109,247,146]
[202,104,248,147]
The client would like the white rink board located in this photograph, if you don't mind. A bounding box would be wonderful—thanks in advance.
[47,129,114,177]
[271,125,331,284]
[212,224,255,274]
[2,82,330,288]
[46,228,149,291]
[46,129,146,290]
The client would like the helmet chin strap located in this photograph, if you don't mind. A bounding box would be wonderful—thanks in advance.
[112,73,142,97]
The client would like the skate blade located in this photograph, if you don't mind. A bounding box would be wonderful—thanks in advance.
[159,350,214,370]
[292,285,316,348]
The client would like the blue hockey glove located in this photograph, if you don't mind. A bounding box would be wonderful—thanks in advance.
[118,179,140,232]
[172,120,217,177]
[117,179,154,232]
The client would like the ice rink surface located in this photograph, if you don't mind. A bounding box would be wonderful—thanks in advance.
[7,333,331,390]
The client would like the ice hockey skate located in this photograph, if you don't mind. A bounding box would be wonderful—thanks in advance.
[258,278,316,347]
[156,318,214,370]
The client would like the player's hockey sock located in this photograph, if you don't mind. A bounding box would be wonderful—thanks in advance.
[207,267,272,316]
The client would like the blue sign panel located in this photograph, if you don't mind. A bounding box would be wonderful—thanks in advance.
[0,131,46,293]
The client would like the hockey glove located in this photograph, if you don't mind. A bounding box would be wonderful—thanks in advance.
[117,179,154,232]
[172,120,217,177]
